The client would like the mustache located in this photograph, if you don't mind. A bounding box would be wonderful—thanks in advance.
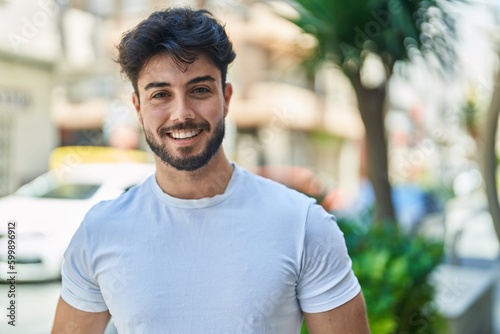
[159,120,210,135]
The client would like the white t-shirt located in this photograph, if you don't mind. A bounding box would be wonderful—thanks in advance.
[61,164,360,334]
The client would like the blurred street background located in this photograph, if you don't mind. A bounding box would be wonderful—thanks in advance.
[1,0,500,333]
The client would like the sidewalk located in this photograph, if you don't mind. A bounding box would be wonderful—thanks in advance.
[422,191,500,333]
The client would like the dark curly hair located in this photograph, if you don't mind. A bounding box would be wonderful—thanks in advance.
[116,7,236,96]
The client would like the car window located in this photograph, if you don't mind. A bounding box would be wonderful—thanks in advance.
[38,184,100,199]
[16,182,100,200]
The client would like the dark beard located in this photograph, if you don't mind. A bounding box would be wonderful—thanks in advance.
[144,119,225,171]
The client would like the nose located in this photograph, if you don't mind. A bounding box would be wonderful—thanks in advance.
[169,96,195,122]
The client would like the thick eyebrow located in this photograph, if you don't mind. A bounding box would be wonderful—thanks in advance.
[144,82,170,91]
[143,75,216,91]
[187,75,216,86]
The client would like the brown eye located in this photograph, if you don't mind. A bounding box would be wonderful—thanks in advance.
[152,92,168,99]
[192,87,209,94]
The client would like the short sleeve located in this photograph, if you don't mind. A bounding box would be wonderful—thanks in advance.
[60,217,108,312]
[296,203,361,313]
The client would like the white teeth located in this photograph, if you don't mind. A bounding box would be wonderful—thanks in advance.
[169,130,201,139]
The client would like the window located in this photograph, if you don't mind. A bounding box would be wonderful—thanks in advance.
[37,184,100,200]
[15,177,101,200]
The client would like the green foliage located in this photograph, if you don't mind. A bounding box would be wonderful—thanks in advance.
[301,217,445,333]
[284,0,456,76]
[343,218,445,333]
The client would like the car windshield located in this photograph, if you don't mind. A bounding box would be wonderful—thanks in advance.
[15,175,101,200]
[36,184,100,199]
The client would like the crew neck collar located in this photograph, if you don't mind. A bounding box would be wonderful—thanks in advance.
[149,163,240,209]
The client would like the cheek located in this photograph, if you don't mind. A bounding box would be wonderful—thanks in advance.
[142,107,167,127]
[139,116,160,136]
[199,100,225,119]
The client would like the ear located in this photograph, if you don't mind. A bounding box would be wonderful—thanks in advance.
[223,83,233,118]
[132,92,142,122]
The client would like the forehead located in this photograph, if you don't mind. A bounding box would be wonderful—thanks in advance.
[138,53,221,87]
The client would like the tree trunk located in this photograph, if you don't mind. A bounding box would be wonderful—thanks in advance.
[350,73,396,223]
[482,69,500,242]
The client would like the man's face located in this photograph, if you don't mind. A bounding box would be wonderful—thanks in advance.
[132,53,232,171]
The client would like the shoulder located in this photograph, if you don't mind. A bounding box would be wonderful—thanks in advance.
[236,165,315,205]
[82,176,154,229]
[232,165,322,232]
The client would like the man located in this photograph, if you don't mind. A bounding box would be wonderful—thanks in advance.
[52,7,369,334]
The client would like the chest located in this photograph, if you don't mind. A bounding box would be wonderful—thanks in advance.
[92,218,302,332]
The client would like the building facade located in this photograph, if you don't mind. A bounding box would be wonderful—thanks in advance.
[0,50,57,195]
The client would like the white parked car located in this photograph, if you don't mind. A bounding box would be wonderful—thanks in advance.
[0,162,155,282]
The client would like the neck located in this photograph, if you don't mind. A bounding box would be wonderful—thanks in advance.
[154,150,234,199]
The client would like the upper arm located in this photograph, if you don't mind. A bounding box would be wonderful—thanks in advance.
[297,203,361,313]
[304,292,370,334]
[51,296,111,334]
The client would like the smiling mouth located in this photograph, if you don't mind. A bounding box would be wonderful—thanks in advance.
[167,129,203,139]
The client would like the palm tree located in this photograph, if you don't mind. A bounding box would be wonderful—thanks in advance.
[284,0,456,223]
[483,67,500,242]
